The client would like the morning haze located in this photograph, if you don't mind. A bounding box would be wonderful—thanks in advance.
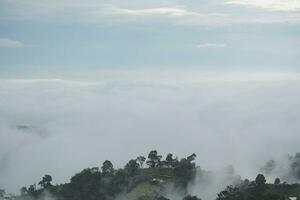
[0,1,300,200]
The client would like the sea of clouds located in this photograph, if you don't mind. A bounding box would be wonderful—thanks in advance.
[1,71,300,194]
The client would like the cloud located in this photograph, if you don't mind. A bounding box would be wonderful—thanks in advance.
[90,4,230,27]
[0,0,228,26]
[1,71,300,193]
[97,5,230,26]
[196,43,227,48]
[1,0,299,25]
[0,38,24,48]
[226,0,300,12]
[103,6,197,17]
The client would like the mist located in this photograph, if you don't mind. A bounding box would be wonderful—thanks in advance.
[1,71,300,194]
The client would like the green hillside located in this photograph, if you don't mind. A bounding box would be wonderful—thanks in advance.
[10,151,300,200]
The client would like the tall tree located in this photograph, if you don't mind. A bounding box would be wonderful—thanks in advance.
[38,174,52,189]
[165,153,175,168]
[101,160,114,176]
[187,153,196,163]
[146,150,162,168]
[27,184,36,196]
[125,159,140,176]
[274,178,280,185]
[68,168,103,200]
[255,174,266,186]
[174,154,197,188]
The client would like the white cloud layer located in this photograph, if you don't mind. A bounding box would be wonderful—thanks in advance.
[1,72,300,193]
[0,38,24,48]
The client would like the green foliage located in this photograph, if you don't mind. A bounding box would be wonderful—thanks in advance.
[174,154,197,188]
[147,150,162,168]
[27,184,36,196]
[125,159,140,176]
[20,151,200,200]
[38,174,52,189]
[216,186,244,200]
[18,151,300,200]
[125,182,161,200]
[183,195,202,200]
[217,173,300,200]
[274,178,281,185]
[255,174,266,186]
[165,153,178,168]
[102,160,114,176]
[64,167,104,200]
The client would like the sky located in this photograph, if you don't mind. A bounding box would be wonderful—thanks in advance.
[0,0,300,76]
[0,0,300,195]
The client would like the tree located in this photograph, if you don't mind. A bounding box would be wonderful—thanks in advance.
[125,159,139,176]
[27,184,36,196]
[101,160,114,176]
[216,186,244,200]
[38,174,52,189]
[165,153,175,168]
[174,156,197,188]
[274,177,280,185]
[146,150,162,168]
[255,174,266,186]
[109,169,127,195]
[187,153,196,163]
[68,168,103,200]
[183,195,202,200]
[254,174,267,195]
[136,156,146,168]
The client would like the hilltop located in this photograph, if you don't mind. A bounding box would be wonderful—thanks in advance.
[3,151,300,200]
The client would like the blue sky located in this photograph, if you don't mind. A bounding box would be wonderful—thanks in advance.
[0,0,300,77]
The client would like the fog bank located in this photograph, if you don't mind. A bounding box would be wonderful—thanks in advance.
[1,72,300,193]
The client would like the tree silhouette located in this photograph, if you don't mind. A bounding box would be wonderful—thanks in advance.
[38,174,52,189]
[255,174,266,186]
[125,159,139,176]
[146,150,162,168]
[274,177,280,185]
[101,160,114,176]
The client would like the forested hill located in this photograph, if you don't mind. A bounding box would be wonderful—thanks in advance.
[9,151,300,200]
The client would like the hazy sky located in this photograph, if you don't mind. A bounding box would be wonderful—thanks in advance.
[0,0,300,195]
[0,0,300,76]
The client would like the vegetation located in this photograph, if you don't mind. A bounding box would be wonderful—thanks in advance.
[17,150,198,200]
[216,174,300,200]
[7,151,300,200]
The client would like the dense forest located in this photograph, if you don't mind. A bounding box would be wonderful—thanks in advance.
[2,151,300,200]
